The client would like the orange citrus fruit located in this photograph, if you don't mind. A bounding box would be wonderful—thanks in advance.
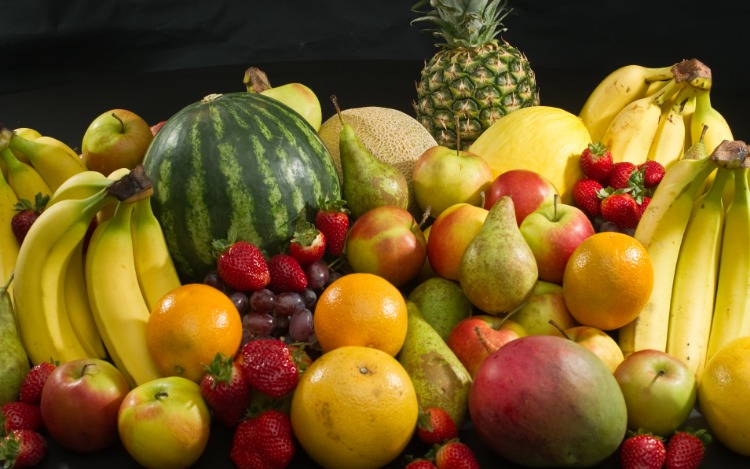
[698,336,750,455]
[562,232,653,331]
[290,345,418,469]
[314,273,408,356]
[146,283,242,382]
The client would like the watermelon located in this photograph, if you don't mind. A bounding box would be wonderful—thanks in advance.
[142,92,341,283]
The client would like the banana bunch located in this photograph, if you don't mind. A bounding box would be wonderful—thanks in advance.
[619,138,750,382]
[579,59,733,171]
[13,166,181,388]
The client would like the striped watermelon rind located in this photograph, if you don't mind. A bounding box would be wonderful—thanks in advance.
[143,92,341,283]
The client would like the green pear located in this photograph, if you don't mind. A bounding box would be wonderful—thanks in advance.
[332,96,410,218]
[243,66,322,131]
[397,300,472,426]
[458,195,538,315]
[407,277,473,340]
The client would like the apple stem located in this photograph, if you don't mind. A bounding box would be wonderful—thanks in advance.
[552,194,560,222]
[548,319,571,340]
[155,390,169,401]
[479,191,486,209]
[418,206,431,229]
[111,112,126,134]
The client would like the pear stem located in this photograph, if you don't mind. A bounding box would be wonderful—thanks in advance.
[548,319,571,340]
[454,114,462,151]
[330,95,344,125]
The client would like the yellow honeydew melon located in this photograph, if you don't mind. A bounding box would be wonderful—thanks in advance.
[469,106,592,203]
[318,107,438,216]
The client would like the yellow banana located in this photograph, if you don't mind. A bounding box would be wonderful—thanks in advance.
[131,196,182,312]
[86,200,163,388]
[97,168,131,223]
[9,128,41,164]
[48,171,111,206]
[579,64,674,142]
[666,166,731,379]
[690,89,734,155]
[681,95,697,152]
[644,79,671,97]
[0,147,52,202]
[8,132,88,193]
[0,171,19,298]
[64,240,107,359]
[618,141,718,356]
[646,85,699,171]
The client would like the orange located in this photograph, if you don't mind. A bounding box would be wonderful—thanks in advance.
[562,232,653,331]
[146,283,242,382]
[290,345,418,469]
[313,273,408,356]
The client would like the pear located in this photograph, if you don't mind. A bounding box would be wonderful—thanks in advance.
[397,300,472,426]
[407,277,473,340]
[243,67,322,131]
[458,195,538,315]
[331,96,410,218]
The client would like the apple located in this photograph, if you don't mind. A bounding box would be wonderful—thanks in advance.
[511,280,579,336]
[446,315,526,378]
[561,325,624,373]
[39,358,130,453]
[519,197,595,284]
[150,120,167,135]
[484,169,559,225]
[614,349,697,437]
[118,376,211,469]
[345,205,427,287]
[81,108,154,176]
[411,145,493,218]
[469,336,627,467]
[426,202,488,281]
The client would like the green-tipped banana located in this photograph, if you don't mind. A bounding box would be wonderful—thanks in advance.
[8,133,88,193]
[0,147,51,202]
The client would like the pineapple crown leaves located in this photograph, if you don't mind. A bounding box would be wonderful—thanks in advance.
[411,0,512,48]
[13,192,49,213]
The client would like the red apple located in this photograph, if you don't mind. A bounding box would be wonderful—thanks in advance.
[512,280,579,337]
[484,169,559,225]
[412,145,493,218]
[150,120,167,135]
[426,203,488,281]
[519,197,595,284]
[345,205,426,287]
[81,108,154,176]
[446,315,526,378]
[614,349,697,437]
[562,325,624,373]
[40,358,131,453]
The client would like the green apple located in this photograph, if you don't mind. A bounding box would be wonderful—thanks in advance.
[81,108,153,176]
[407,276,473,340]
[412,145,493,217]
[563,325,624,373]
[118,376,211,469]
[511,281,579,337]
[426,202,488,281]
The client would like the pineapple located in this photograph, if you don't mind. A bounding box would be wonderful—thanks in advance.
[412,0,540,150]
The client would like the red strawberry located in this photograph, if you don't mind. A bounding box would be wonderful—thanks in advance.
[0,402,43,433]
[606,162,637,190]
[638,160,666,188]
[0,429,47,468]
[199,353,252,428]
[240,338,305,398]
[315,199,349,257]
[18,361,57,405]
[639,196,652,216]
[230,409,295,469]
[665,428,711,469]
[267,253,308,293]
[11,193,49,245]
[620,432,666,469]
[213,239,270,292]
[416,407,459,446]
[432,440,480,469]
[579,142,614,183]
[288,220,326,268]
[600,192,641,230]
[572,178,604,218]
[405,459,437,469]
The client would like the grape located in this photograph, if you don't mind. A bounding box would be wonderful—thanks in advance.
[325,271,342,287]
[598,221,621,233]
[289,308,314,342]
[274,314,290,330]
[305,259,329,289]
[249,288,276,314]
[203,271,224,291]
[229,291,249,314]
[275,292,305,317]
[301,288,317,309]
[242,312,275,337]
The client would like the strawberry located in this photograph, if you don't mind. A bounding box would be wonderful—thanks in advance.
[0,402,43,434]
[10,193,49,245]
[230,409,295,469]
[638,160,666,188]
[620,432,666,469]
[639,196,652,216]
[665,428,711,469]
[606,162,637,190]
[0,429,47,468]
[199,353,253,428]
[432,440,480,469]
[240,338,305,398]
[600,192,641,230]
[416,407,459,446]
[267,253,308,293]
[315,199,349,257]
[405,459,437,469]
[579,142,614,183]
[213,239,270,292]
[572,178,604,218]
[18,361,57,405]
[288,219,326,268]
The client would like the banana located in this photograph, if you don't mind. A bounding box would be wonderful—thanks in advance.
[48,170,111,206]
[131,196,182,312]
[666,165,731,379]
[0,171,20,298]
[579,64,674,142]
[646,85,699,171]
[0,147,52,202]
[97,168,132,223]
[7,132,88,193]
[86,200,163,388]
[706,142,750,361]
[690,89,734,155]
[618,141,718,356]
